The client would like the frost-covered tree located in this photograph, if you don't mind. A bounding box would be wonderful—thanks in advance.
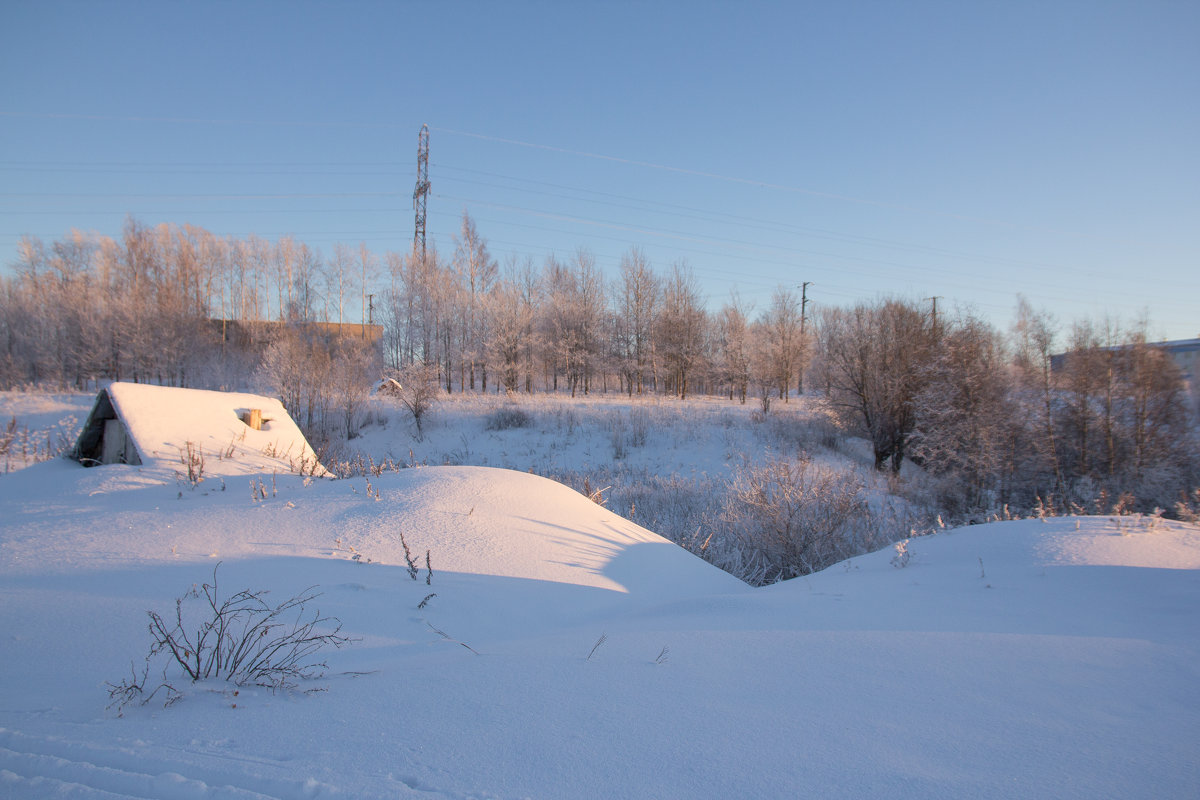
[453,213,497,391]
[911,313,1014,512]
[486,271,534,394]
[613,247,659,396]
[1011,296,1065,499]
[818,298,933,472]
[714,293,751,403]
[540,251,605,396]
[656,261,707,399]
[1115,324,1191,489]
[759,286,802,402]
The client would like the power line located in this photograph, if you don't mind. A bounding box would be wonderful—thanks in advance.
[0,192,401,199]
[0,153,1122,279]
[0,159,407,167]
[0,110,402,129]
[2,115,1191,330]
[3,111,1161,249]
[0,166,410,177]
[429,126,1162,249]
[1,195,1185,317]
[426,193,1122,303]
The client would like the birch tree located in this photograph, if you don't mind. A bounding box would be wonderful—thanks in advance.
[656,261,707,399]
[714,293,751,403]
[614,247,659,395]
[453,213,497,390]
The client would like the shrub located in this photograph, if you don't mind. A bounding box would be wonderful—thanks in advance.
[177,441,205,487]
[484,405,533,431]
[384,364,439,439]
[107,565,355,713]
[717,456,869,583]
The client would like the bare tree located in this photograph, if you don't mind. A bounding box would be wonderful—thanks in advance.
[330,336,380,439]
[819,299,933,472]
[486,271,534,394]
[760,286,802,402]
[453,213,497,390]
[328,243,353,325]
[380,250,412,371]
[911,312,1014,511]
[571,249,606,395]
[1116,322,1190,486]
[394,363,439,439]
[714,293,751,403]
[513,256,541,393]
[1059,318,1104,478]
[614,247,659,396]
[259,325,333,438]
[656,261,707,399]
[539,252,605,396]
[1012,295,1065,499]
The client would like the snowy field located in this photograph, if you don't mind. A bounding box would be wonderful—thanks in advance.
[347,389,843,478]
[0,391,93,474]
[1,389,1198,797]
[342,391,924,582]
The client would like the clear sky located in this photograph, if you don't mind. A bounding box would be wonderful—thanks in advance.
[2,0,1197,339]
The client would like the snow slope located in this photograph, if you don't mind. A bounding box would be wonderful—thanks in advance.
[1,459,1197,798]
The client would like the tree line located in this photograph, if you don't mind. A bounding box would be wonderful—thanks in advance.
[817,296,1195,515]
[0,214,811,403]
[1,215,1195,514]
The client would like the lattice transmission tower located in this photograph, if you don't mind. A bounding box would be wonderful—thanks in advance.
[412,124,431,264]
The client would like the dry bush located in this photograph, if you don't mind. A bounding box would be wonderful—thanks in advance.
[484,405,533,431]
[717,456,870,583]
[393,364,439,439]
[0,414,79,472]
[108,565,355,713]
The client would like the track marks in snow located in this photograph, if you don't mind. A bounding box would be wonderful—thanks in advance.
[0,727,484,800]
[0,727,282,799]
[0,747,278,798]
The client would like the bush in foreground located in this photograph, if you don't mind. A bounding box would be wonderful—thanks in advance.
[107,564,355,714]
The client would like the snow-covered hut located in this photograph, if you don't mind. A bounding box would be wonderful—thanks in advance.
[71,382,327,476]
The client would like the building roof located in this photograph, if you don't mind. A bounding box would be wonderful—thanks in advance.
[1157,338,1200,354]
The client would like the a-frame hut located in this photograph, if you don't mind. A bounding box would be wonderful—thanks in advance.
[71,382,327,476]
[71,386,142,466]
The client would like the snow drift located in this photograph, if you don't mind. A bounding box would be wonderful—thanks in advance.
[1,458,1197,798]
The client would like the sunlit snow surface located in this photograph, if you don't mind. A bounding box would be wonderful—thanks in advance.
[1,458,1198,797]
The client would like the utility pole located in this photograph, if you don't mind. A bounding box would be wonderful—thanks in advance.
[413,124,431,266]
[797,281,812,395]
[926,296,942,332]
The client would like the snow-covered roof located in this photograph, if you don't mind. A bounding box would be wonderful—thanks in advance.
[71,382,327,477]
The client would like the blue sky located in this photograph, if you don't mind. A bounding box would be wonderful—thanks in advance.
[2,0,1197,338]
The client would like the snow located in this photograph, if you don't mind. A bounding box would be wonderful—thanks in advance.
[1,397,1199,798]
[0,390,92,473]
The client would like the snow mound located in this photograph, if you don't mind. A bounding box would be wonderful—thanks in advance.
[358,465,745,596]
[2,462,1197,799]
[0,461,742,603]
